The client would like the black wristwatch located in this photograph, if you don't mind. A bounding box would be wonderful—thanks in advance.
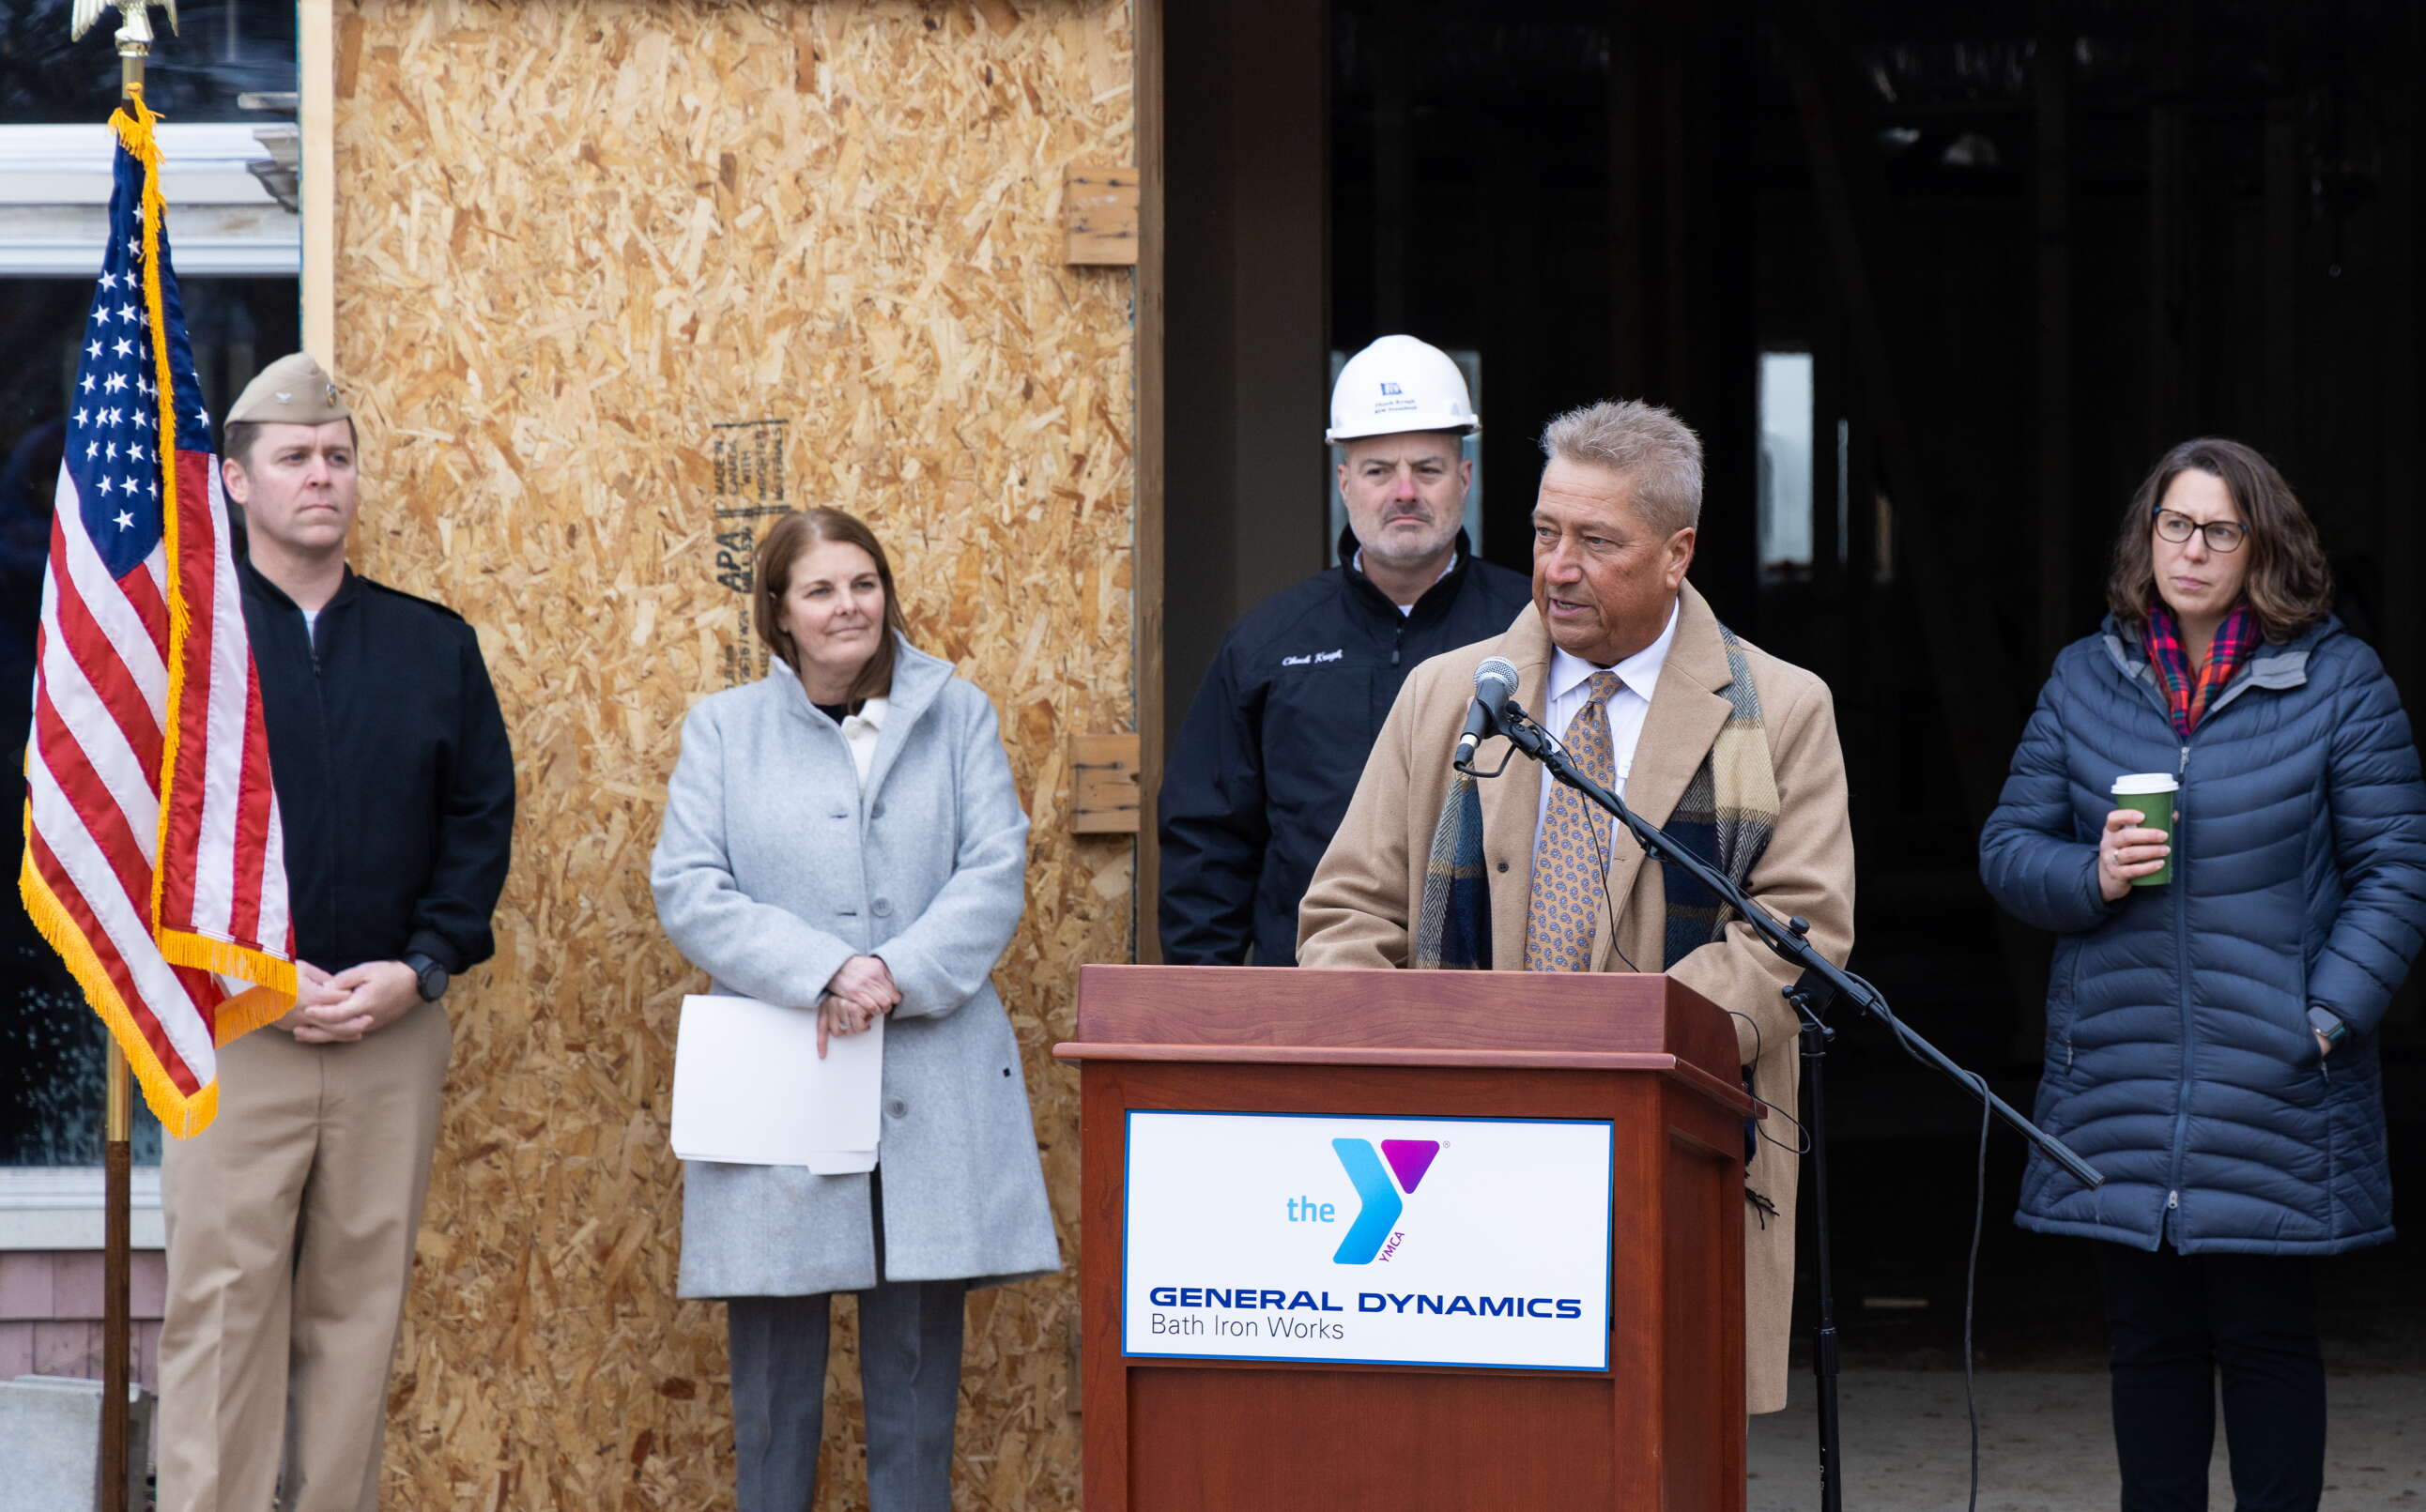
[403,952,451,1002]
[2306,1005,2348,1046]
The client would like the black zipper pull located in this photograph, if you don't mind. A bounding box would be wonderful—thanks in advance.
[1391,624,1405,667]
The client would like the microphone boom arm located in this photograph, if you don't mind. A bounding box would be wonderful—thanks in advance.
[1492,697,2103,1190]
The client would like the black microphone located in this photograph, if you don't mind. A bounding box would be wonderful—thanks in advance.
[1452,656,1522,768]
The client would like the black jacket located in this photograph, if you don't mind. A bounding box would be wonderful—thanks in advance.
[239,559,514,977]
[1158,530,1532,965]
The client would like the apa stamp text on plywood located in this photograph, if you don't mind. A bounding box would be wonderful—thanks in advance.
[706,419,791,686]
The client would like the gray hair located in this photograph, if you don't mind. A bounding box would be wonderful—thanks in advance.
[1537,400,1703,534]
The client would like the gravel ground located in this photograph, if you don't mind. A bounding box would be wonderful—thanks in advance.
[1747,1368,2426,1510]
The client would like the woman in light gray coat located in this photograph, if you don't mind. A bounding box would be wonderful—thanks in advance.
[651,508,1060,1512]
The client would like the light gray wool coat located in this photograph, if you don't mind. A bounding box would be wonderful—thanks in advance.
[651,637,1061,1298]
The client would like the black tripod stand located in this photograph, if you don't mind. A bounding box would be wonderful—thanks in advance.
[1464,697,2103,1512]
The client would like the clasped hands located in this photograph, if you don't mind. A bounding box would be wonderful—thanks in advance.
[272,959,422,1044]
[818,954,899,1058]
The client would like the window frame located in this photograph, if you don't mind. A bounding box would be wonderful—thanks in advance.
[0,4,330,1247]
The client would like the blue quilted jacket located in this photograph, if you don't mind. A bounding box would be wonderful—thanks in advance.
[1980,615,2426,1254]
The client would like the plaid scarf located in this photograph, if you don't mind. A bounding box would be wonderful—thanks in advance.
[2144,600,2260,737]
[1659,626,1779,965]
[1410,772,1491,969]
[1409,625,1778,970]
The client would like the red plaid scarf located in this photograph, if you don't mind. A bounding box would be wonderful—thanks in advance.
[2144,600,2260,737]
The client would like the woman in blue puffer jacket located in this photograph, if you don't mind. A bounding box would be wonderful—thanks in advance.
[1981,437,2426,1511]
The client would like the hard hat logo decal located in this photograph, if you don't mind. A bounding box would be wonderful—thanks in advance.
[1327,334,1481,445]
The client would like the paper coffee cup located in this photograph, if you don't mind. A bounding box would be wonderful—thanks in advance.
[2111,773,2179,888]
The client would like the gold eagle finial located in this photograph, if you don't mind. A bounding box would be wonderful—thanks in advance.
[70,1,180,50]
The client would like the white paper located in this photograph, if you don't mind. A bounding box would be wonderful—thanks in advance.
[670,994,883,1172]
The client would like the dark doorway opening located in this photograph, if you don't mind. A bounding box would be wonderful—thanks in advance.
[1158,0,2425,1391]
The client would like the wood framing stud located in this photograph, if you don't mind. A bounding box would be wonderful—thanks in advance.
[1071,733,1142,833]
[1065,166,1140,265]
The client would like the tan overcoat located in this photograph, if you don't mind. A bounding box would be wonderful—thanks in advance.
[1297,584,1855,1414]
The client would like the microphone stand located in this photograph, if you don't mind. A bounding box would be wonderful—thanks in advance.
[1470,699,2102,1512]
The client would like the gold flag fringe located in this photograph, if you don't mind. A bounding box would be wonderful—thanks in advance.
[11,90,299,1142]
[115,83,298,1025]
[18,827,221,1140]
[112,87,195,944]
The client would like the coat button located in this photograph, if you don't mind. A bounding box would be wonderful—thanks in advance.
[871,898,892,918]
[1496,862,1509,874]
[886,1098,908,1118]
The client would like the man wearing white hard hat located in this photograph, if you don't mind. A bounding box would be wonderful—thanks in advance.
[1159,335,1530,965]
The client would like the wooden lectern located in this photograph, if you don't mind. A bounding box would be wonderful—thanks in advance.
[1056,964,1756,1511]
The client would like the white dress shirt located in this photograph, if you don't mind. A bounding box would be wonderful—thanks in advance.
[837,696,887,788]
[1531,597,1681,856]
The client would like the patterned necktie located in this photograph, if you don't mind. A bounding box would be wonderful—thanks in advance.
[1525,671,1623,972]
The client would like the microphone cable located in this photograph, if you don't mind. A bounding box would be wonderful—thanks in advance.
[1592,811,1641,975]
[1524,710,1642,976]
[1833,967,1996,1510]
[1721,1008,1812,1160]
[1846,967,1994,1509]
[1961,1062,1991,1512]
[1535,714,1992,1507]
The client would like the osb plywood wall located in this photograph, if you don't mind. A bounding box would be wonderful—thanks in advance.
[330,2,1135,1505]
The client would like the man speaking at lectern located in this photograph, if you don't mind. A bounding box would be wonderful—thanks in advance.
[1297,400,1854,1414]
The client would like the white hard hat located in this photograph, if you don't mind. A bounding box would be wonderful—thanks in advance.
[1326,335,1480,443]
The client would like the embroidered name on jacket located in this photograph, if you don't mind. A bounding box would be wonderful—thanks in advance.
[1280,649,1345,666]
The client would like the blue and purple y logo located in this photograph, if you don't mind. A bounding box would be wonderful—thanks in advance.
[1329,1138,1440,1264]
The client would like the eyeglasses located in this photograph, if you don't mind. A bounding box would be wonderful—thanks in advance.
[2153,508,2248,554]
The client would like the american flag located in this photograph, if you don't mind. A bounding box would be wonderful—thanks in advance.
[16,93,297,1138]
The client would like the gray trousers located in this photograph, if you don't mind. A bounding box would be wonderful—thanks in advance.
[727,1273,967,1511]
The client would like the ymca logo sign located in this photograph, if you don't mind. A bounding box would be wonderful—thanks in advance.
[1328,1137,1440,1264]
[1124,1110,1616,1371]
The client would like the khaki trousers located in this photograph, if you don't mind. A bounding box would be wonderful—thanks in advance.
[158,1001,451,1512]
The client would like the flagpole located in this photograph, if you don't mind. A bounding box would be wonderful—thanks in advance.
[101,1041,131,1512]
[75,11,179,1510]
[100,28,149,1510]
[100,21,136,1499]
[101,3,136,1484]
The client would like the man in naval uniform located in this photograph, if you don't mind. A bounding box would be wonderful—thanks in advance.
[156,354,514,1512]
